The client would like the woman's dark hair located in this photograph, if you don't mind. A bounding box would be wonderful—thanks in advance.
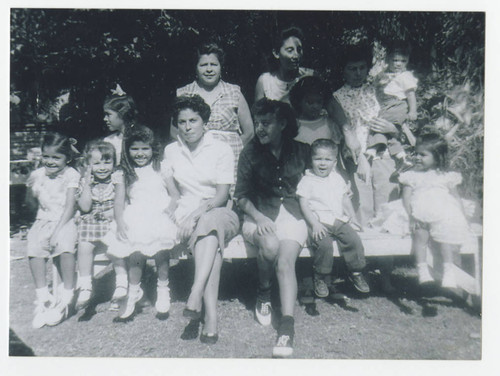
[41,132,79,166]
[196,41,225,67]
[289,76,329,114]
[311,138,339,157]
[121,125,161,188]
[103,94,138,128]
[386,40,412,58]
[416,132,449,171]
[340,44,373,70]
[272,26,305,53]
[252,98,298,142]
[171,95,211,127]
[83,140,116,167]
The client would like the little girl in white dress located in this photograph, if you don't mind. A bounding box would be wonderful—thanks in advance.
[399,133,469,288]
[104,125,178,321]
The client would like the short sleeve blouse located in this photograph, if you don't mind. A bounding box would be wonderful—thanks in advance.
[27,166,80,221]
[176,80,242,133]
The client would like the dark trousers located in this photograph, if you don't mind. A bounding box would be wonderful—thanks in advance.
[311,220,366,275]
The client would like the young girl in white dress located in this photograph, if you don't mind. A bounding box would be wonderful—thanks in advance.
[399,133,469,288]
[104,125,179,321]
[75,140,128,311]
[25,133,80,328]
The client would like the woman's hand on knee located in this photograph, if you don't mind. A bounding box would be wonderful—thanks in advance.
[255,215,276,236]
[178,216,197,242]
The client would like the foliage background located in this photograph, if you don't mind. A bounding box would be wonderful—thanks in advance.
[10,9,484,199]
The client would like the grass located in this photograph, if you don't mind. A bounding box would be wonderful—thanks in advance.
[9,239,481,359]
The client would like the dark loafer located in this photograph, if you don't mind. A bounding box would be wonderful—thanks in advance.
[200,332,218,344]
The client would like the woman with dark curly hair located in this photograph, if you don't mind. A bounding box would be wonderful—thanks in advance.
[163,95,240,344]
[255,26,314,104]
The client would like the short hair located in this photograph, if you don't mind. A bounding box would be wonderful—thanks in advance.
[311,138,339,156]
[273,26,305,53]
[340,44,373,70]
[386,40,411,58]
[196,41,225,67]
[289,76,329,114]
[83,140,116,166]
[171,95,211,127]
[251,98,298,141]
[416,133,449,171]
[103,94,138,127]
[41,132,78,164]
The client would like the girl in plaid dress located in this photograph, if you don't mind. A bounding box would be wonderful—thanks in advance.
[75,141,128,311]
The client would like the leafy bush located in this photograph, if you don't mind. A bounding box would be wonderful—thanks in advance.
[10,9,484,199]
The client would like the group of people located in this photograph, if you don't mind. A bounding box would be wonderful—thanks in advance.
[23,26,472,358]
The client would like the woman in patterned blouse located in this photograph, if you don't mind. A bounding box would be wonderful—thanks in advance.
[172,41,254,193]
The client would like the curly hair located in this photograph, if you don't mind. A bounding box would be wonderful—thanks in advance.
[340,44,373,70]
[121,125,161,188]
[171,94,211,127]
[416,132,449,171]
[251,98,298,142]
[195,41,225,67]
[103,94,139,128]
[272,26,305,53]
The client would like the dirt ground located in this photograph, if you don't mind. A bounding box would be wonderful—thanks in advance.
[9,238,481,360]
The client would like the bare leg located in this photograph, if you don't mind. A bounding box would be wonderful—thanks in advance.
[29,257,47,289]
[108,254,128,278]
[77,242,95,278]
[254,233,280,291]
[154,250,170,282]
[413,228,433,284]
[413,228,430,264]
[202,251,223,335]
[276,240,302,317]
[128,251,146,286]
[186,234,219,312]
[57,253,76,289]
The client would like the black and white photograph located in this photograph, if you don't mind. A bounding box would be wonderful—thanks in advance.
[4,1,497,373]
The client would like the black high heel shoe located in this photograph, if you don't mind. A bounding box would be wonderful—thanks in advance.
[183,308,202,320]
[200,332,218,344]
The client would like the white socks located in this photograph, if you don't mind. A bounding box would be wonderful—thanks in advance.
[35,286,51,303]
[417,263,434,284]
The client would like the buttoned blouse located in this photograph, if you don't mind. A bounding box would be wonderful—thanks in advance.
[176,80,241,133]
[234,138,310,221]
[162,133,234,223]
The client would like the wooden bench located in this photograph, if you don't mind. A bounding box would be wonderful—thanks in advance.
[92,226,482,298]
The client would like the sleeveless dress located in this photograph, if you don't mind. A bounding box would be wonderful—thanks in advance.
[104,164,178,257]
[256,67,314,104]
[399,170,468,245]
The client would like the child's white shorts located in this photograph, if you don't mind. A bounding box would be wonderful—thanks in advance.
[27,219,77,258]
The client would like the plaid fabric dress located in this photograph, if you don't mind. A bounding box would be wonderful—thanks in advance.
[177,80,244,193]
[77,173,119,242]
